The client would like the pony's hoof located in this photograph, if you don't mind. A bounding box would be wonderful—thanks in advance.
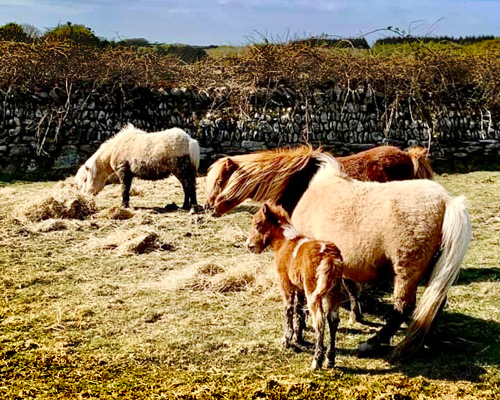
[311,359,322,370]
[324,358,336,369]
[189,205,204,214]
[358,341,377,356]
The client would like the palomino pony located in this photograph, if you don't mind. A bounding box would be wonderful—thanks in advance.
[246,201,344,370]
[290,154,471,360]
[206,145,432,216]
[75,124,200,209]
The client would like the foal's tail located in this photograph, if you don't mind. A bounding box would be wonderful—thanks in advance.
[310,257,342,307]
[189,138,200,171]
[393,195,471,361]
[406,147,433,179]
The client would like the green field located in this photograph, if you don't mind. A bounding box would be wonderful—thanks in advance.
[0,172,499,399]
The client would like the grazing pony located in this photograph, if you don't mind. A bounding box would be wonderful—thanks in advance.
[206,145,432,215]
[290,154,471,361]
[75,124,200,209]
[246,201,344,369]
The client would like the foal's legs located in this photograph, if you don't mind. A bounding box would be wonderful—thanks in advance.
[278,279,296,349]
[324,285,342,368]
[306,290,326,370]
[293,291,309,346]
[116,164,133,208]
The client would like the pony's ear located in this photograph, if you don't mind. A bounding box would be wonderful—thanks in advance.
[225,158,237,171]
[262,202,271,216]
[262,202,278,223]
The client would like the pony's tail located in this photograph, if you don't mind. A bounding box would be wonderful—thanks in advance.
[189,138,200,171]
[392,195,471,361]
[406,147,433,179]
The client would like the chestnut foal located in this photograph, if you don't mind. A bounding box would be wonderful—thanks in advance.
[246,201,344,369]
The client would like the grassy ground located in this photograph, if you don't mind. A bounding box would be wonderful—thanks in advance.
[0,172,499,399]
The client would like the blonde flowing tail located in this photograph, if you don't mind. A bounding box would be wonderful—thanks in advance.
[406,147,434,179]
[393,195,471,360]
[189,138,200,171]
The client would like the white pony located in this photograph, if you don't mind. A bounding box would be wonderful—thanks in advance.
[75,124,200,209]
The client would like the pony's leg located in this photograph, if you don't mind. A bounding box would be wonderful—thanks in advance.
[358,272,417,355]
[293,291,310,346]
[116,166,133,208]
[306,290,325,370]
[324,285,342,368]
[173,157,197,209]
[343,279,363,323]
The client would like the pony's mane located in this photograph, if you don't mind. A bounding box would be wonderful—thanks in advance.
[206,156,230,189]
[308,152,348,187]
[221,145,324,203]
[406,147,433,179]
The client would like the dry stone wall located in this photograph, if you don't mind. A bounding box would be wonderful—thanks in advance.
[1,85,499,179]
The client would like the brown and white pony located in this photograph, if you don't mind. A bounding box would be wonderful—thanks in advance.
[205,145,432,216]
[75,124,200,209]
[246,201,344,369]
[290,154,471,361]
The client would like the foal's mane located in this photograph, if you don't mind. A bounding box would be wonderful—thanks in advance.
[220,145,325,203]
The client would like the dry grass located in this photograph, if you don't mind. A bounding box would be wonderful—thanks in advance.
[0,173,499,399]
[14,179,96,222]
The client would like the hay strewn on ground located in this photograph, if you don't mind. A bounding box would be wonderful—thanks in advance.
[159,258,274,294]
[0,173,499,399]
[89,228,172,255]
[16,180,96,222]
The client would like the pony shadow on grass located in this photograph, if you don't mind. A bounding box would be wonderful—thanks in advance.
[457,267,500,284]
[332,266,500,382]
[334,311,500,382]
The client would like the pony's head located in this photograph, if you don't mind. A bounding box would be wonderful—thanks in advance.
[246,200,291,253]
[74,155,108,196]
[205,157,238,213]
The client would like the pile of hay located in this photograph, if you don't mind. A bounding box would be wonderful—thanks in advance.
[95,206,134,220]
[18,183,96,222]
[92,229,174,255]
[33,219,70,232]
[161,259,275,294]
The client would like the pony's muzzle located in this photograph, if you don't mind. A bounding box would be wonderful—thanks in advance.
[246,238,262,253]
[205,203,221,217]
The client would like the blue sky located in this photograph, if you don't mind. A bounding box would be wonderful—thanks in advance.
[0,1,499,46]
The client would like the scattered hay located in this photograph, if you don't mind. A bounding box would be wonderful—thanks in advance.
[95,206,134,220]
[34,219,69,232]
[123,232,160,254]
[129,186,144,197]
[93,229,174,255]
[161,258,273,294]
[18,185,96,222]
[216,224,248,244]
[209,265,256,293]
[54,176,78,190]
